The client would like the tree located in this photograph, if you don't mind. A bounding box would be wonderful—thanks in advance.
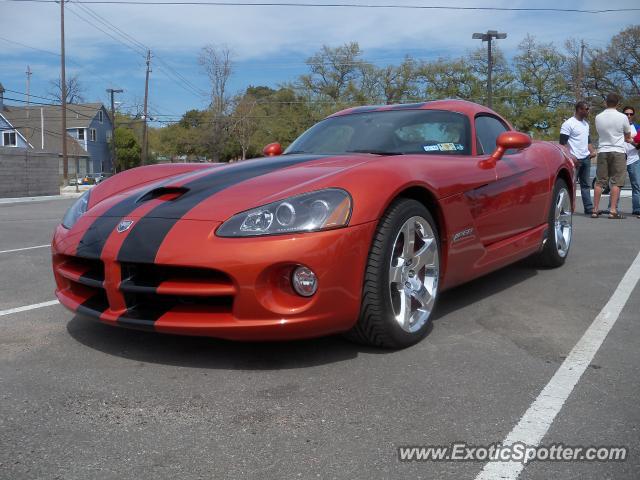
[199,44,233,115]
[114,127,141,171]
[230,94,259,160]
[299,43,369,103]
[199,44,234,161]
[48,74,85,104]
[606,25,640,97]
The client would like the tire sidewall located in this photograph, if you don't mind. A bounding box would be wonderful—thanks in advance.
[374,199,440,346]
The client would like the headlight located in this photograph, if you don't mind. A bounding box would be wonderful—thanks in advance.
[61,189,91,229]
[216,188,352,237]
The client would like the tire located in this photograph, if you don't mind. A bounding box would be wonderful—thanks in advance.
[535,179,573,268]
[346,199,440,348]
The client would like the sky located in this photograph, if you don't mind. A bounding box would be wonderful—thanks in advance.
[0,0,638,126]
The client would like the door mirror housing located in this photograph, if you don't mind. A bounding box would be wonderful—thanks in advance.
[491,131,532,161]
[263,142,283,157]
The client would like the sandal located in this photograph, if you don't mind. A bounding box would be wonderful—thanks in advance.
[590,212,600,218]
[608,212,626,219]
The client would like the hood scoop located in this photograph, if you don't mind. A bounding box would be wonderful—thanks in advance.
[137,186,190,203]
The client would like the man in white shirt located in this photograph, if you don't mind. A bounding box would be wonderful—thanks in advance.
[560,101,596,215]
[622,106,640,218]
[592,92,631,219]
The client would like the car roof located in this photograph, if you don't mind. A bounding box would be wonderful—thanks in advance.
[330,99,498,118]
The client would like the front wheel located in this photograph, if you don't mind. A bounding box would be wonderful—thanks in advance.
[535,179,572,268]
[346,199,440,348]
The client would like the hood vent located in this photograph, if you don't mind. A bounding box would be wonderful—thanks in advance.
[137,186,190,203]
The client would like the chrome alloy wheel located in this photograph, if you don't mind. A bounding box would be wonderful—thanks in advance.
[554,187,572,258]
[388,216,439,333]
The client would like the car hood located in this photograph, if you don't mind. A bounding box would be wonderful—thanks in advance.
[86,154,373,221]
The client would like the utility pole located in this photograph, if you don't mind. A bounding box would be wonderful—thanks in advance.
[26,65,32,119]
[142,49,151,165]
[60,0,69,184]
[576,40,585,101]
[106,88,123,173]
[472,30,507,109]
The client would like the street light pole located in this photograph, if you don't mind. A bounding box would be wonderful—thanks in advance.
[106,88,123,173]
[472,30,507,109]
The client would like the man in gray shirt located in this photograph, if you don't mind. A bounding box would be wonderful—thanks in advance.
[592,92,631,219]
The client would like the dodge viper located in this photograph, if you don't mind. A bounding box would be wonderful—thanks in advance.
[52,100,575,348]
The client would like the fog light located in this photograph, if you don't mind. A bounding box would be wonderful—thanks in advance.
[291,266,318,297]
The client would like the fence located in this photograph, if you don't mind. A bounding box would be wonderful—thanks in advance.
[0,148,59,198]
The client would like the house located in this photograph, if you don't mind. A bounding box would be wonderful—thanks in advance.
[0,85,113,175]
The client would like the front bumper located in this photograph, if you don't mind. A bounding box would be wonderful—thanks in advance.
[52,220,377,340]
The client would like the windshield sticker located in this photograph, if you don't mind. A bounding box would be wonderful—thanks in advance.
[455,144,464,151]
[437,143,457,151]
[423,145,440,152]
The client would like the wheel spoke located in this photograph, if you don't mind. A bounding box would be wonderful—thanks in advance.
[556,190,565,216]
[397,290,413,328]
[413,238,436,271]
[401,221,416,258]
[411,284,434,312]
[389,264,403,285]
[556,226,567,252]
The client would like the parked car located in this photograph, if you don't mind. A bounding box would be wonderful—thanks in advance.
[81,173,111,185]
[52,100,575,348]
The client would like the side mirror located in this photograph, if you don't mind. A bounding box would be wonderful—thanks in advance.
[263,142,283,157]
[491,131,532,161]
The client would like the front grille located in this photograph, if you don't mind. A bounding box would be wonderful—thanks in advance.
[119,263,235,315]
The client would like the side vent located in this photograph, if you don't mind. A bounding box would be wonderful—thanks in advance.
[137,186,189,203]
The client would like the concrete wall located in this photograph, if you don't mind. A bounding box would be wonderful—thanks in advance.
[0,148,59,198]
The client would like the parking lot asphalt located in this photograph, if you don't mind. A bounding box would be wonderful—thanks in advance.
[0,197,638,480]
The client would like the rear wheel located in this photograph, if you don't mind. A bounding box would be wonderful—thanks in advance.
[536,179,572,268]
[347,199,440,348]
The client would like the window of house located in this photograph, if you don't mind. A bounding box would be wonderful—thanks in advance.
[90,129,97,142]
[2,131,17,147]
[78,128,85,140]
[98,110,103,123]
[106,130,112,142]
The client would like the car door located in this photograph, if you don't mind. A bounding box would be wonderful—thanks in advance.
[469,114,549,245]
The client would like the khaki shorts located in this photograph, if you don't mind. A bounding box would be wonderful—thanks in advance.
[596,152,627,187]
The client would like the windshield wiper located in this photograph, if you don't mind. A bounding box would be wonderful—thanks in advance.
[283,150,308,155]
[346,149,403,156]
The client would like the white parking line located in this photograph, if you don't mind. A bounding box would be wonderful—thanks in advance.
[0,245,50,254]
[0,300,59,317]
[476,249,640,480]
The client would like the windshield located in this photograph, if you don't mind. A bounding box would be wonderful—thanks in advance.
[285,109,471,156]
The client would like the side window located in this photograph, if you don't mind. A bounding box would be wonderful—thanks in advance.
[475,115,508,154]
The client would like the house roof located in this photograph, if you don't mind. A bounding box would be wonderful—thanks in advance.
[1,105,90,157]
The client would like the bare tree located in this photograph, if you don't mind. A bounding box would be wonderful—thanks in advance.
[48,74,85,104]
[230,94,259,160]
[199,44,233,115]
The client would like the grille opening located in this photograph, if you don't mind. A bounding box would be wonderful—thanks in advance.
[121,263,232,288]
[123,292,233,319]
[57,255,105,284]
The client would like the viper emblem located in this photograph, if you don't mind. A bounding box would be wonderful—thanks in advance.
[117,220,134,233]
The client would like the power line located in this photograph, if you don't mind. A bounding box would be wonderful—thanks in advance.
[2,0,638,13]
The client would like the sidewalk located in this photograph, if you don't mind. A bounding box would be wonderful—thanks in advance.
[0,186,89,205]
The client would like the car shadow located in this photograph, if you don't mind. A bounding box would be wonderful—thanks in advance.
[431,258,538,321]
[66,317,386,370]
[66,259,538,370]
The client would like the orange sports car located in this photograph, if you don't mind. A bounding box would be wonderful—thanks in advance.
[52,100,575,348]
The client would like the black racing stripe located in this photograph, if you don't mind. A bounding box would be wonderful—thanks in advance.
[74,170,201,259]
[76,291,109,317]
[116,154,324,264]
